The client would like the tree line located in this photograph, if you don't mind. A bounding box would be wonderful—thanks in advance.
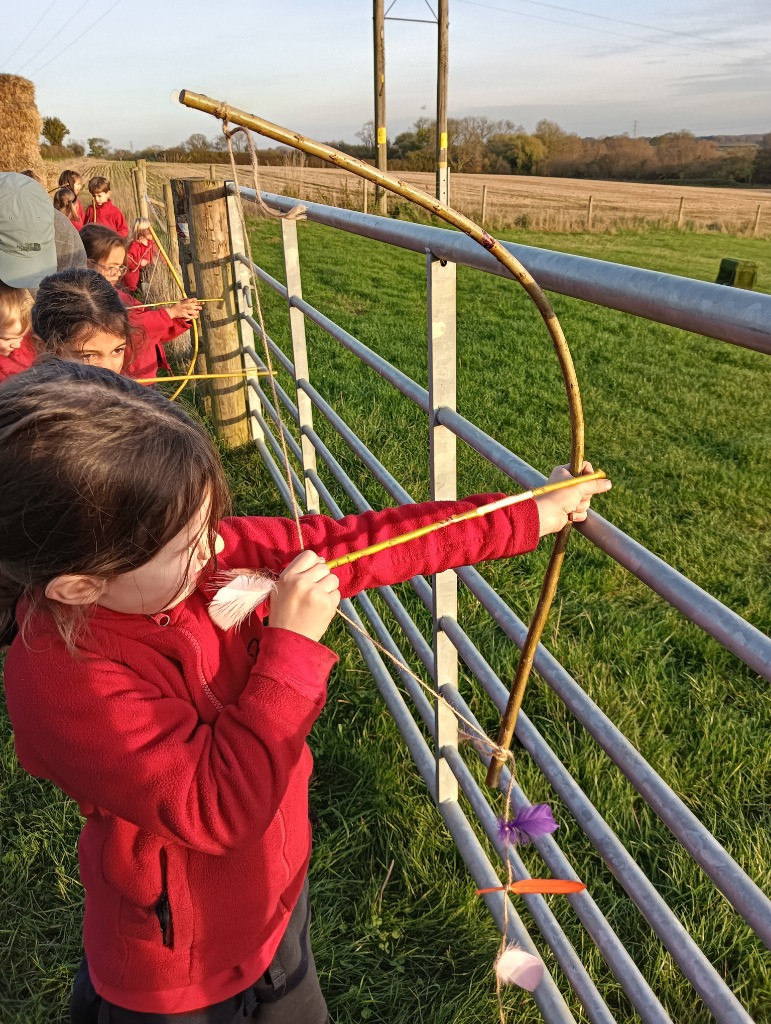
[40,114,771,186]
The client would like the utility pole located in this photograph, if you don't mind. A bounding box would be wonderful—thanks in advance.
[436,0,449,204]
[373,0,388,214]
[632,119,638,138]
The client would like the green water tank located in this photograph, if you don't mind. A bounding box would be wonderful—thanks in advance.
[716,258,758,289]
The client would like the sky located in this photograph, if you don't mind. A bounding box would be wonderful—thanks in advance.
[3,0,770,150]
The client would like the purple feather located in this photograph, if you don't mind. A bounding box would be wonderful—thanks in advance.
[497,804,558,846]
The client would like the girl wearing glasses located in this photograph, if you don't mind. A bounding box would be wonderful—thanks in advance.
[80,225,201,380]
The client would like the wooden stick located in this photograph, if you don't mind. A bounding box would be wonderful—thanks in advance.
[326,472,605,570]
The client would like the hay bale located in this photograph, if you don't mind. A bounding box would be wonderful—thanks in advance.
[0,75,45,182]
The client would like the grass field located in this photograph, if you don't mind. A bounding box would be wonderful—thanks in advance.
[1,209,769,1023]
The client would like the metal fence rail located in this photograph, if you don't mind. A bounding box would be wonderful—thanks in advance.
[218,187,770,1024]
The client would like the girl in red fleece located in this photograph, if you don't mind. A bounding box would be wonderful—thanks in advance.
[80,224,201,379]
[0,361,610,1023]
[58,169,86,229]
[83,175,128,236]
[124,217,158,294]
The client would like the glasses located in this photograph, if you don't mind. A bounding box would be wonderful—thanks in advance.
[89,260,126,277]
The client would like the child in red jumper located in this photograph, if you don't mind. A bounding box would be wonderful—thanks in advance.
[83,175,128,237]
[0,361,611,1023]
[123,217,158,294]
[0,280,36,381]
[80,224,201,379]
[58,169,86,229]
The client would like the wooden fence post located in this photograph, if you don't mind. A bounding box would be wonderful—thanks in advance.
[362,180,368,213]
[130,167,141,219]
[184,178,250,447]
[427,253,458,804]
[162,182,181,277]
[677,196,685,229]
[752,204,761,237]
[587,194,594,230]
[481,184,488,223]
[136,158,148,217]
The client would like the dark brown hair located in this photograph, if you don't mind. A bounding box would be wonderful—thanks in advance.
[80,224,126,266]
[58,169,82,190]
[53,186,78,221]
[87,175,110,195]
[0,359,230,647]
[32,269,135,360]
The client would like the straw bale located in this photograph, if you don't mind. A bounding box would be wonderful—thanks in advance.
[0,75,45,181]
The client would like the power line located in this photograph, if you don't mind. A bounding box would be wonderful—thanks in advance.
[15,0,93,75]
[29,0,122,77]
[455,0,743,58]
[483,0,735,47]
[0,0,57,70]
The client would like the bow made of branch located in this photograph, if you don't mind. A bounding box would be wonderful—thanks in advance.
[177,90,586,787]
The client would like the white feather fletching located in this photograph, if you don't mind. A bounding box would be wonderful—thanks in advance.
[495,944,544,991]
[208,572,276,631]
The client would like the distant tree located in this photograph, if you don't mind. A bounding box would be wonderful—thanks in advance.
[68,140,85,157]
[449,116,521,172]
[185,133,210,153]
[87,137,110,157]
[42,116,69,146]
[356,120,376,153]
[752,133,771,184]
[210,135,228,151]
[487,133,547,175]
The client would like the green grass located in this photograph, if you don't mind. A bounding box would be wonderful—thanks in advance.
[1,222,769,1024]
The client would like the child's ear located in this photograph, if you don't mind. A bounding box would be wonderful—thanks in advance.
[45,575,106,606]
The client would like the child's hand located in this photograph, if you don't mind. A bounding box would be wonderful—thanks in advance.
[268,551,341,642]
[169,298,203,321]
[535,462,612,536]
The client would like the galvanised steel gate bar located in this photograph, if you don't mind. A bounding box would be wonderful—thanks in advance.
[221,185,769,1023]
[252,191,771,356]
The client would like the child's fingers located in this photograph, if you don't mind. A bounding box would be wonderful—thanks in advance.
[319,573,340,594]
[281,550,324,577]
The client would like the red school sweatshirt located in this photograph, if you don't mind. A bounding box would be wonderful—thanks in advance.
[0,332,36,382]
[84,199,128,237]
[117,289,191,381]
[123,238,158,293]
[4,496,539,1014]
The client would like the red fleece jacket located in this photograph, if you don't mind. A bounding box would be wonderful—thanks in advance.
[0,333,36,382]
[4,497,539,1014]
[118,290,191,381]
[84,199,128,237]
[123,238,158,293]
[71,198,85,232]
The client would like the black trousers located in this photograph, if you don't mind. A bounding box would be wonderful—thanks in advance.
[70,879,328,1024]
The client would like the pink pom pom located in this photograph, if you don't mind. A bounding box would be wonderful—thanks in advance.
[495,945,544,991]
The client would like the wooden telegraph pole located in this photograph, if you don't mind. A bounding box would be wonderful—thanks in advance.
[436,0,449,205]
[373,0,387,214]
